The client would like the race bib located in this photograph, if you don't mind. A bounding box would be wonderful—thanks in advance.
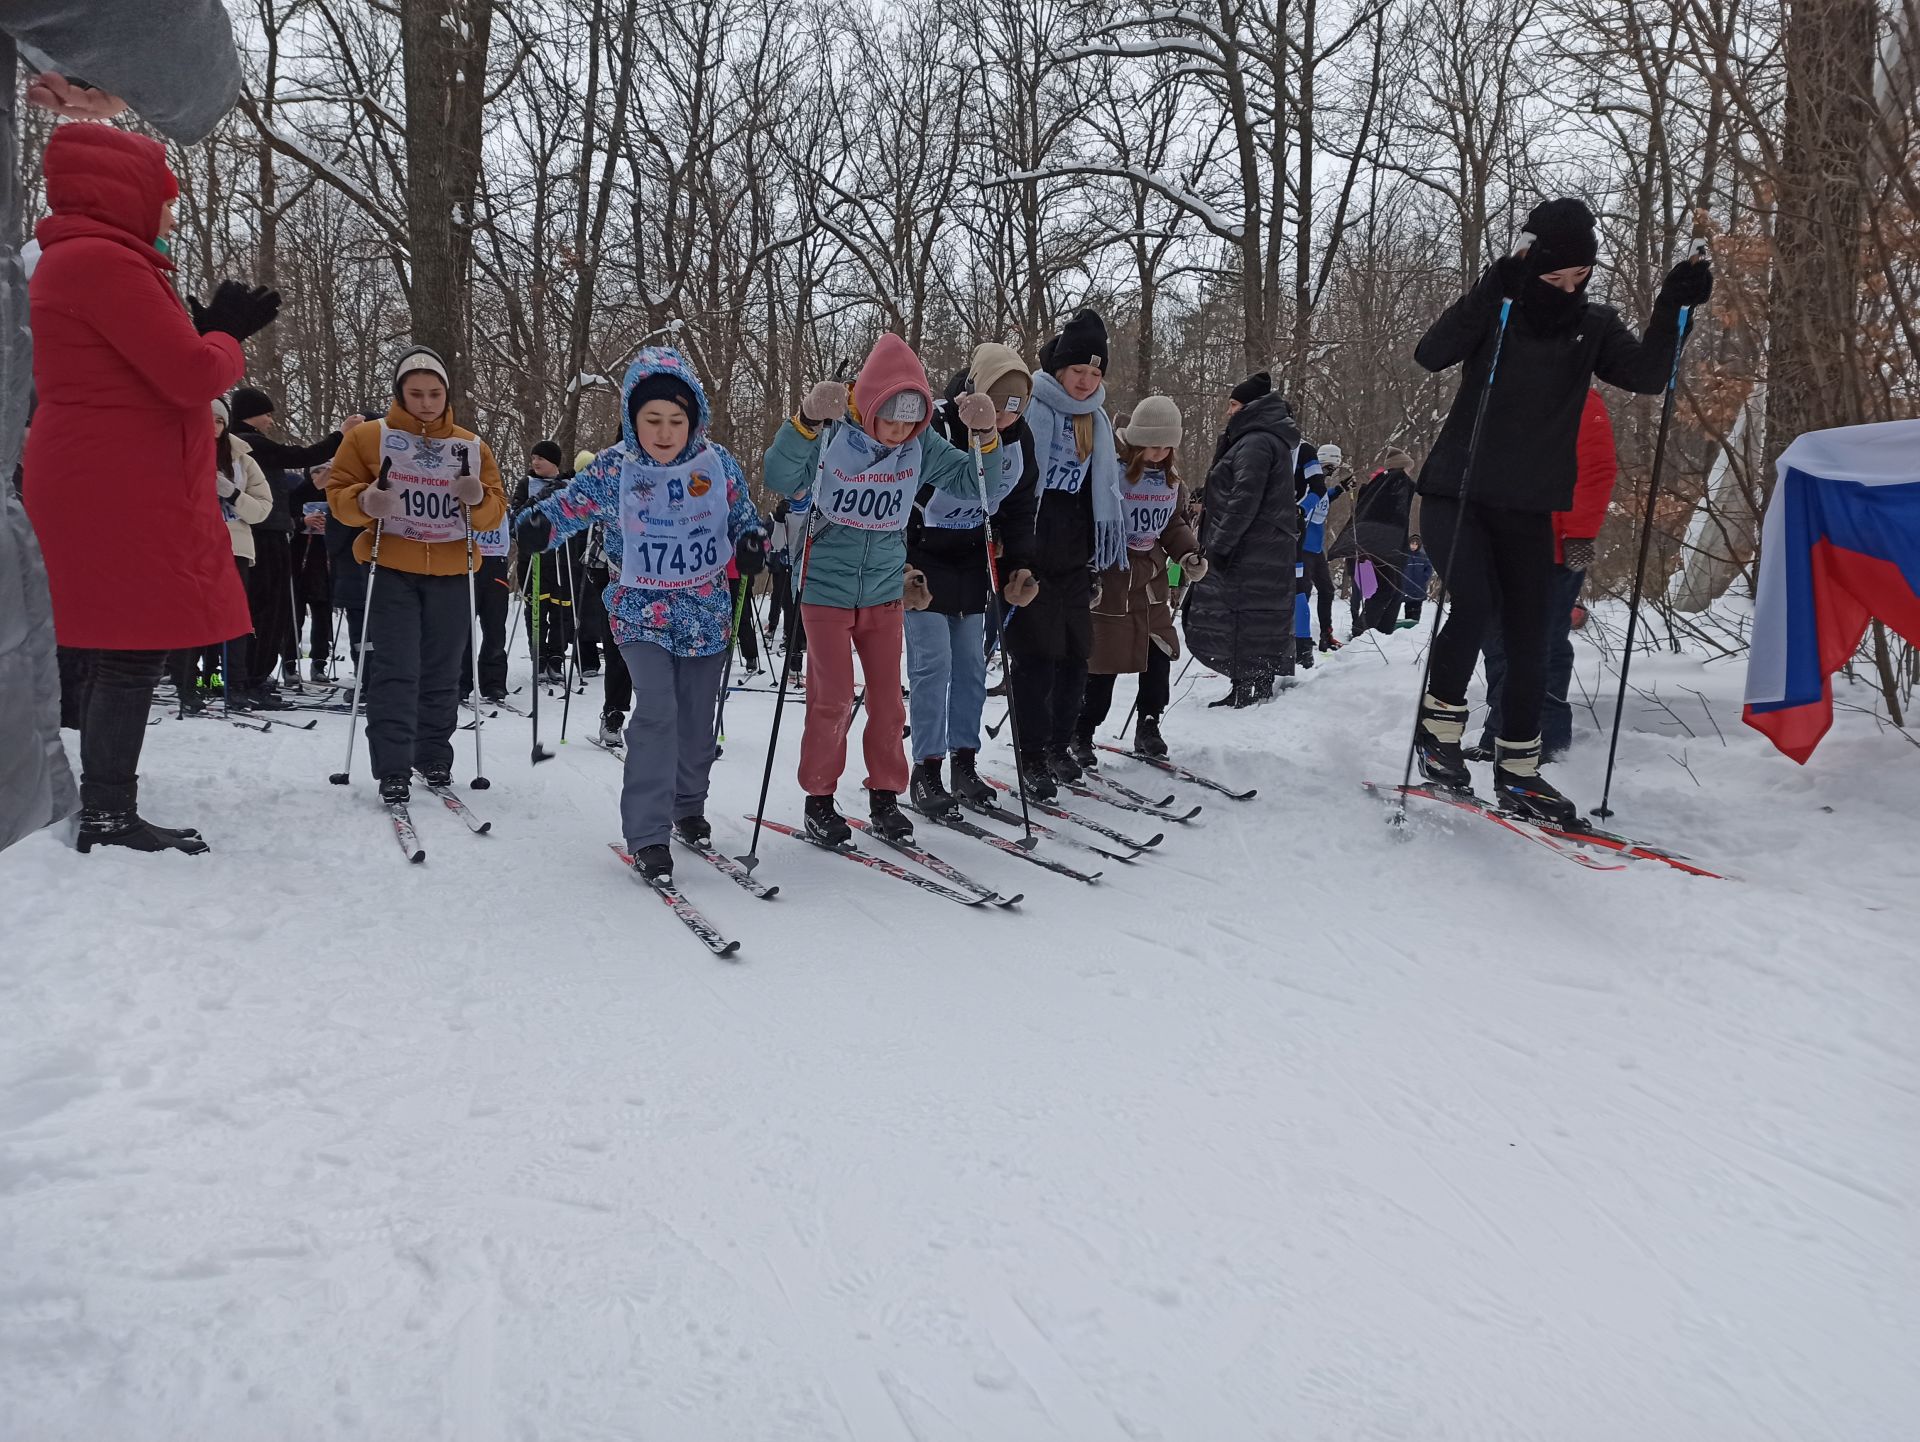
[616,444,730,591]
[1124,469,1178,551]
[816,426,918,532]
[1041,412,1088,494]
[918,485,986,532]
[472,519,510,558]
[379,423,475,544]
[1302,490,1332,528]
[216,473,237,523]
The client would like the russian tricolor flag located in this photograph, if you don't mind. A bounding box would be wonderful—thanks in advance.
[1744,419,1920,762]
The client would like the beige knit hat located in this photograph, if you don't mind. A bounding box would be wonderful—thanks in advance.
[1119,395,1183,449]
[968,342,1031,418]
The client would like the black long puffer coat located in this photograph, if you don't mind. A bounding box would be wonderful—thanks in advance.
[1186,391,1301,679]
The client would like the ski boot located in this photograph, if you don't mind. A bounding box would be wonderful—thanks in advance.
[1462,743,1496,764]
[868,789,915,842]
[1134,714,1168,759]
[910,758,961,823]
[1413,695,1472,792]
[178,692,208,717]
[804,794,852,847]
[1319,633,1343,653]
[629,843,673,883]
[949,749,995,808]
[419,766,452,789]
[1068,725,1098,771]
[310,660,330,684]
[281,661,301,690]
[1044,745,1082,785]
[378,774,412,805]
[1296,638,1316,671]
[1018,752,1058,803]
[77,810,210,856]
[673,814,712,848]
[1492,737,1582,828]
[598,711,625,749]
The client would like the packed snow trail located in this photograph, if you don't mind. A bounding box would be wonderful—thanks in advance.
[3,624,1917,1441]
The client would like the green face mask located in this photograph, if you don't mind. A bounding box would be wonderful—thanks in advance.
[153,236,171,257]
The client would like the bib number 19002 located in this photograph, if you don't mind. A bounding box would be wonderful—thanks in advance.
[401,487,465,523]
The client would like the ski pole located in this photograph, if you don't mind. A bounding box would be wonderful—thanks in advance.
[973,432,1032,841]
[529,550,553,764]
[1391,279,1520,828]
[463,517,491,790]
[740,420,833,870]
[712,571,752,751]
[559,541,583,744]
[1594,256,1702,818]
[329,520,384,785]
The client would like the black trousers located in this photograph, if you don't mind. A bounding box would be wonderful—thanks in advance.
[291,534,333,665]
[61,647,168,813]
[1362,553,1409,635]
[364,568,471,780]
[573,554,606,673]
[520,548,575,668]
[603,643,633,719]
[1421,497,1555,742]
[770,566,805,658]
[1298,550,1335,640]
[245,530,294,687]
[1010,653,1086,754]
[461,555,510,698]
[1080,644,1171,730]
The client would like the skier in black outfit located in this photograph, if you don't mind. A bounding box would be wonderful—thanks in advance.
[1185,371,1301,707]
[1411,197,1711,824]
[513,440,576,683]
[994,309,1119,800]
[1349,451,1417,636]
[228,388,358,706]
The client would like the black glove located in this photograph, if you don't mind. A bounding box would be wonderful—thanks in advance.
[197,280,282,342]
[186,293,212,335]
[516,510,553,553]
[734,530,768,577]
[1491,255,1529,300]
[1657,257,1713,310]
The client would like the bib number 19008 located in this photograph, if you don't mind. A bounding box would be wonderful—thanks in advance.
[828,485,904,523]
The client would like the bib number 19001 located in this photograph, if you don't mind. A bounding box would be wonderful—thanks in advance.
[829,484,904,523]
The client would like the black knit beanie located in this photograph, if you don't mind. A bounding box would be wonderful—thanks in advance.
[1040,308,1109,376]
[1229,371,1272,406]
[1521,198,1599,275]
[530,439,564,467]
[230,386,275,423]
[627,371,700,429]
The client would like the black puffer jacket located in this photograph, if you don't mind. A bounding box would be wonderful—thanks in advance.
[231,418,345,534]
[908,379,997,615]
[1415,267,1679,512]
[1186,391,1301,678]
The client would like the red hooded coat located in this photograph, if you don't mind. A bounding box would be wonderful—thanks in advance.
[23,124,249,649]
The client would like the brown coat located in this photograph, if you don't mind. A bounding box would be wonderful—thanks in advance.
[1088,489,1199,675]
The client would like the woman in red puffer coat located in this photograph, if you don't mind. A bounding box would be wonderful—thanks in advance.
[22,122,280,854]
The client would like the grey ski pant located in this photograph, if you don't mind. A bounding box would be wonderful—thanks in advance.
[617,639,727,849]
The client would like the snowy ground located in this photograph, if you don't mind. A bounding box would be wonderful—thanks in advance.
[3,614,1917,1442]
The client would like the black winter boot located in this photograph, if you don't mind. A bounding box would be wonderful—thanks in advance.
[867,789,915,842]
[1045,745,1082,784]
[629,843,673,882]
[1134,714,1168,758]
[910,758,960,822]
[804,793,852,847]
[379,773,412,805]
[1492,737,1582,827]
[77,810,210,856]
[949,749,994,807]
[1068,725,1098,771]
[1414,695,1472,791]
[673,814,712,848]
[1018,753,1058,802]
[1208,681,1256,709]
[598,712,625,749]
[1296,638,1316,670]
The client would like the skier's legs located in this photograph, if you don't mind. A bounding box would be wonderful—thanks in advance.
[1140,643,1171,715]
[903,607,952,764]
[363,570,425,779]
[1541,561,1585,756]
[673,648,728,822]
[1009,652,1053,758]
[851,601,909,794]
[617,640,678,848]
[1421,498,1498,707]
[1485,507,1556,743]
[796,603,856,796]
[412,575,470,777]
[1307,550,1336,639]
[946,611,987,755]
[603,643,633,719]
[1079,671,1117,729]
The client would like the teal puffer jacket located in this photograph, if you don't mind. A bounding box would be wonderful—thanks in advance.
[762,418,1015,610]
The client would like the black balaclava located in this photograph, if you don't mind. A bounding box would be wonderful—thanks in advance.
[1518,198,1598,332]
